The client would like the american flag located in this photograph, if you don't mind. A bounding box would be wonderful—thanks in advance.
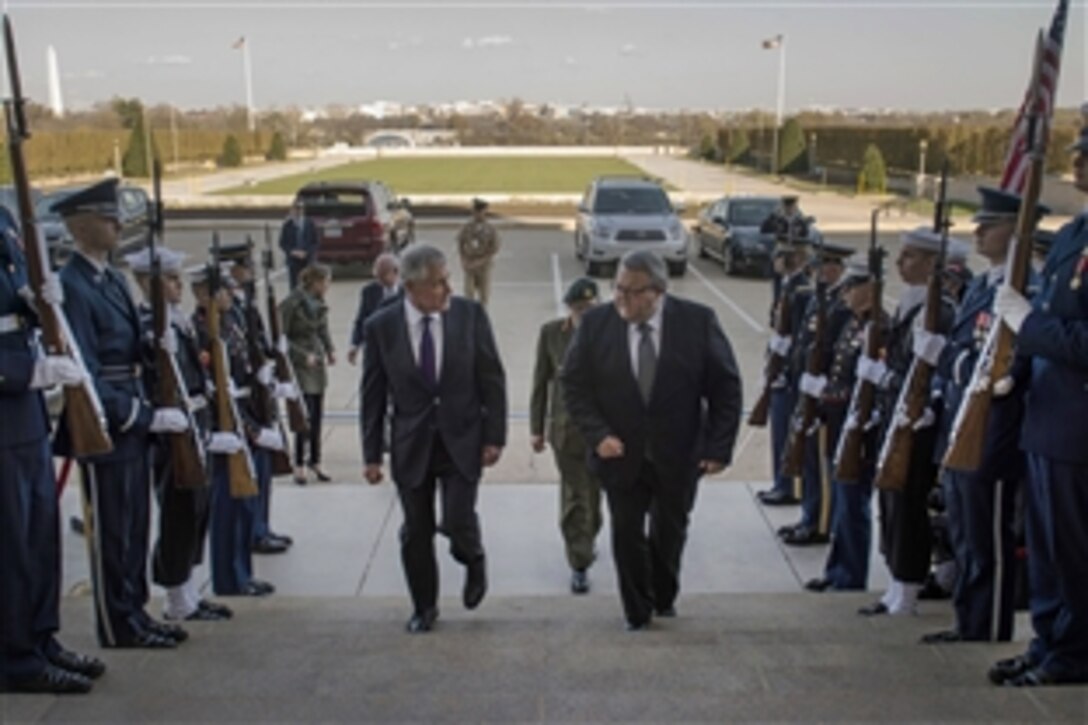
[998,0,1068,193]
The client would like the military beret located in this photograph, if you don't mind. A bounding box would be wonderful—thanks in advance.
[563,277,599,305]
[124,246,187,275]
[50,178,121,220]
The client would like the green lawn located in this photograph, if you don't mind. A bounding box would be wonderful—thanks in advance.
[216,156,654,195]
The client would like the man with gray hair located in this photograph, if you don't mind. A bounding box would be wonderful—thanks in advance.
[361,244,507,633]
[348,253,402,365]
[561,250,743,630]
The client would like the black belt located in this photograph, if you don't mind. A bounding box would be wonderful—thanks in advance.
[99,363,142,382]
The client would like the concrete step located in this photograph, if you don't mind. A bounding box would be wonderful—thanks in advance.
[4,593,1083,722]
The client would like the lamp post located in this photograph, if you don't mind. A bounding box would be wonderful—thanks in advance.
[762,34,786,175]
[916,138,928,198]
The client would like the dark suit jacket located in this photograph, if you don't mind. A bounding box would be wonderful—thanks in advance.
[361,297,507,488]
[350,282,402,349]
[560,296,743,488]
[278,217,318,266]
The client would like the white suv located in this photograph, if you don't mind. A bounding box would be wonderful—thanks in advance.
[574,177,688,278]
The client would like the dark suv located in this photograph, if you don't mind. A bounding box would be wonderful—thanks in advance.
[294,181,414,267]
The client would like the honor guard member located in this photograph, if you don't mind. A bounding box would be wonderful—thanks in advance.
[806,254,887,592]
[921,189,1048,645]
[760,195,811,241]
[530,277,604,594]
[856,226,958,617]
[219,242,293,554]
[988,109,1088,687]
[190,263,280,597]
[0,209,104,693]
[756,234,812,507]
[52,179,189,649]
[780,242,854,546]
[124,247,236,622]
[456,198,501,308]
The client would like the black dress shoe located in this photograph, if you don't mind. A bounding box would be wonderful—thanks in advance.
[270,532,294,546]
[804,578,831,593]
[406,608,438,633]
[309,465,332,482]
[988,654,1033,684]
[782,527,830,546]
[570,569,590,595]
[625,620,651,632]
[757,490,800,506]
[47,647,106,679]
[243,579,276,596]
[253,536,289,555]
[920,629,963,644]
[3,664,93,694]
[463,558,487,610]
[777,523,800,537]
[112,629,177,649]
[857,601,889,617]
[145,619,188,643]
[654,606,677,618]
[197,599,234,619]
[1002,667,1073,687]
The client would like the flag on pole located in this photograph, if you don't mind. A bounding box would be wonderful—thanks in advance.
[761,34,783,50]
[232,36,246,50]
[998,0,1068,194]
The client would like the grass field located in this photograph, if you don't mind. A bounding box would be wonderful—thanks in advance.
[216,156,654,195]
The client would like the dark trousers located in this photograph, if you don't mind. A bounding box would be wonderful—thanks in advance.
[295,392,324,467]
[210,451,265,595]
[250,445,276,542]
[769,387,798,496]
[604,460,697,626]
[824,473,874,590]
[1024,454,1088,680]
[944,469,1018,641]
[799,423,834,534]
[151,449,211,588]
[1,438,58,681]
[877,427,936,584]
[396,437,484,615]
[287,259,304,291]
[81,455,151,646]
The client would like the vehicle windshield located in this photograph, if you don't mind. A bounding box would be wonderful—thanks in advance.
[728,201,778,227]
[594,187,672,215]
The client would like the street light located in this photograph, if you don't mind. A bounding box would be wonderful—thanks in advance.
[916,138,929,198]
[762,34,786,175]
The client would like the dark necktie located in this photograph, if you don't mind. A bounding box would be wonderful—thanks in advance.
[637,321,656,405]
[419,315,436,387]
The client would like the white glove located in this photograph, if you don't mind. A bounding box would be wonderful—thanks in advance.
[257,360,276,386]
[40,275,64,307]
[150,407,190,433]
[995,285,1032,334]
[29,355,84,389]
[276,335,289,356]
[893,406,935,431]
[255,427,285,451]
[769,333,792,357]
[159,327,178,356]
[799,372,828,399]
[855,356,888,386]
[912,329,947,367]
[206,431,244,455]
[274,381,299,400]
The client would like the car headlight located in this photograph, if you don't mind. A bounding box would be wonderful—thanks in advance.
[668,220,686,241]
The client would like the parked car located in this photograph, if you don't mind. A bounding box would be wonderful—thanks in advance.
[294,181,414,267]
[694,195,821,278]
[574,176,688,278]
[35,183,151,268]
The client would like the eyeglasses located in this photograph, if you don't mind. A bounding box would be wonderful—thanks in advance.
[613,284,655,298]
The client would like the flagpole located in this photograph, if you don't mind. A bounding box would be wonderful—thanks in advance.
[242,37,255,132]
[773,35,786,176]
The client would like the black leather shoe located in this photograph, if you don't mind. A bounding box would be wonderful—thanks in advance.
[112,629,177,649]
[406,608,438,633]
[777,523,800,537]
[4,664,93,694]
[243,579,275,596]
[920,629,962,644]
[805,578,831,593]
[253,536,289,555]
[270,532,294,546]
[988,655,1033,684]
[47,647,106,679]
[197,599,234,619]
[145,619,188,643]
[654,606,677,618]
[463,558,487,610]
[309,465,332,482]
[1003,667,1072,687]
[782,527,830,546]
[757,490,800,506]
[857,601,888,617]
[625,620,651,632]
[570,569,590,595]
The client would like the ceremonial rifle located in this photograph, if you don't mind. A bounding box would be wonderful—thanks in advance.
[208,234,258,498]
[148,160,206,487]
[2,16,112,456]
[264,224,310,436]
[748,224,800,427]
[873,164,950,491]
[943,33,1049,472]
[833,206,886,482]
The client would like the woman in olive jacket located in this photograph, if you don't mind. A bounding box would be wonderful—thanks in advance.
[280,264,336,484]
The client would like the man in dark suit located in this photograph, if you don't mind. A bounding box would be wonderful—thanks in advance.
[361,244,507,633]
[278,201,318,290]
[561,250,743,630]
[348,252,402,365]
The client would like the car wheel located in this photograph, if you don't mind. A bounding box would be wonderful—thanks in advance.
[667,260,687,278]
[722,246,736,276]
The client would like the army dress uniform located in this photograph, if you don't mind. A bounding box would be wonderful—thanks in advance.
[457,199,501,308]
[530,278,603,587]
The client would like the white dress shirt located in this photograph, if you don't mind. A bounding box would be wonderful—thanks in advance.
[404,297,443,378]
[627,299,664,380]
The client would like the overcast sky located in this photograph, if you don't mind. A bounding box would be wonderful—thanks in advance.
[5,0,1086,113]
